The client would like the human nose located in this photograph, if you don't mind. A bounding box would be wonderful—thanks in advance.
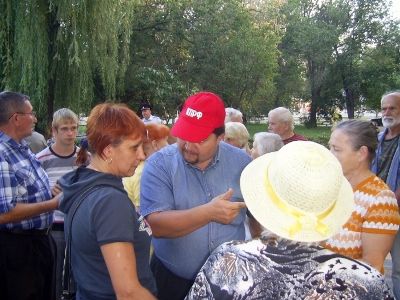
[137,145,146,161]
[382,108,390,116]
[184,141,195,151]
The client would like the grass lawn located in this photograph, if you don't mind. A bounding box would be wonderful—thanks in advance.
[246,123,331,146]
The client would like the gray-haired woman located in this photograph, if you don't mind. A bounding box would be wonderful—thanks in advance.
[323,119,400,273]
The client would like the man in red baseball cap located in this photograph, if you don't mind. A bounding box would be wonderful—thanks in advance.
[140,91,252,300]
[171,92,226,142]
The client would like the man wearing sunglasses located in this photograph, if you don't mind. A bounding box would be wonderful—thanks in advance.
[0,91,60,300]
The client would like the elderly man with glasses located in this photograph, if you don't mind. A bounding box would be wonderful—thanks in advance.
[0,91,60,300]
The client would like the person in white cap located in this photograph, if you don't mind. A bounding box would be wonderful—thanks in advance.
[140,91,251,300]
[186,141,394,299]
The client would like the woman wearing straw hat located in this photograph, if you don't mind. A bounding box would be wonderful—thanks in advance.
[185,141,393,299]
[323,119,400,273]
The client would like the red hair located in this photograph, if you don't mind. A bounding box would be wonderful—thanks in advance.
[77,103,145,165]
[145,123,170,142]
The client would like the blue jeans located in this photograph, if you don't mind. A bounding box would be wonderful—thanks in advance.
[392,230,400,299]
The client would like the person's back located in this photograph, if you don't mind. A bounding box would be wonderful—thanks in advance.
[24,130,47,153]
[186,238,392,299]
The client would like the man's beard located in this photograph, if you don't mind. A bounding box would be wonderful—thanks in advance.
[382,117,400,129]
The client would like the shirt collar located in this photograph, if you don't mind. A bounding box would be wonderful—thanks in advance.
[0,131,30,150]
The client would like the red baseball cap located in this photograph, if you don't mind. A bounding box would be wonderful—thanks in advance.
[171,92,226,143]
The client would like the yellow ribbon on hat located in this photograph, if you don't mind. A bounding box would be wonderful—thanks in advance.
[264,172,334,238]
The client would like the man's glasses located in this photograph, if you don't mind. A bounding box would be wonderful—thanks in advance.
[8,111,37,120]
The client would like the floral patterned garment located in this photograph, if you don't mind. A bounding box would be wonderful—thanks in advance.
[186,238,393,300]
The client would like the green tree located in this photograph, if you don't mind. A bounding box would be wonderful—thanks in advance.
[186,0,280,113]
[125,0,280,119]
[360,22,400,111]
[124,0,193,120]
[0,0,136,131]
[280,0,344,127]
[330,0,392,118]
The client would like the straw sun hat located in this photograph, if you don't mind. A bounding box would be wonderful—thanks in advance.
[241,141,354,242]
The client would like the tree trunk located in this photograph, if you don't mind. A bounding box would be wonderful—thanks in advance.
[343,83,355,119]
[307,58,322,128]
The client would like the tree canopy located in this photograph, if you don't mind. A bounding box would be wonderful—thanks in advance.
[1,0,399,130]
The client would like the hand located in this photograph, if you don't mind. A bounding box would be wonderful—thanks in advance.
[51,182,62,197]
[207,188,246,224]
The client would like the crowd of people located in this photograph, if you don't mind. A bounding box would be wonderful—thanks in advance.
[1,89,400,300]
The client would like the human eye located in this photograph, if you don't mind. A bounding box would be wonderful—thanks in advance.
[131,142,142,152]
[332,146,340,152]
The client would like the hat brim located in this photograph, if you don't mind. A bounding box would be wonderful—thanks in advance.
[240,153,354,242]
[171,117,214,143]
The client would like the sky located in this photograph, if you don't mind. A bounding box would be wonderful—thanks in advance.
[390,0,400,20]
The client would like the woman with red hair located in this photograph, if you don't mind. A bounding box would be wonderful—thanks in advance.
[59,103,156,299]
[123,123,170,211]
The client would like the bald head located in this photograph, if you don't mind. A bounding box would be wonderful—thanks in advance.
[381,91,400,104]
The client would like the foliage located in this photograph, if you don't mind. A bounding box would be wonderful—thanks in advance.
[1,1,49,128]
[360,22,400,110]
[276,0,399,126]
[1,0,399,129]
[1,0,136,130]
[125,0,281,120]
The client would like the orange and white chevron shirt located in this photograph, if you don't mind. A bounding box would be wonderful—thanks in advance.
[323,175,400,260]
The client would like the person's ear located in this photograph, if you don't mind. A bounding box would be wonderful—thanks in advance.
[8,113,18,123]
[52,126,57,138]
[358,145,369,162]
[151,140,159,151]
[102,144,113,159]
